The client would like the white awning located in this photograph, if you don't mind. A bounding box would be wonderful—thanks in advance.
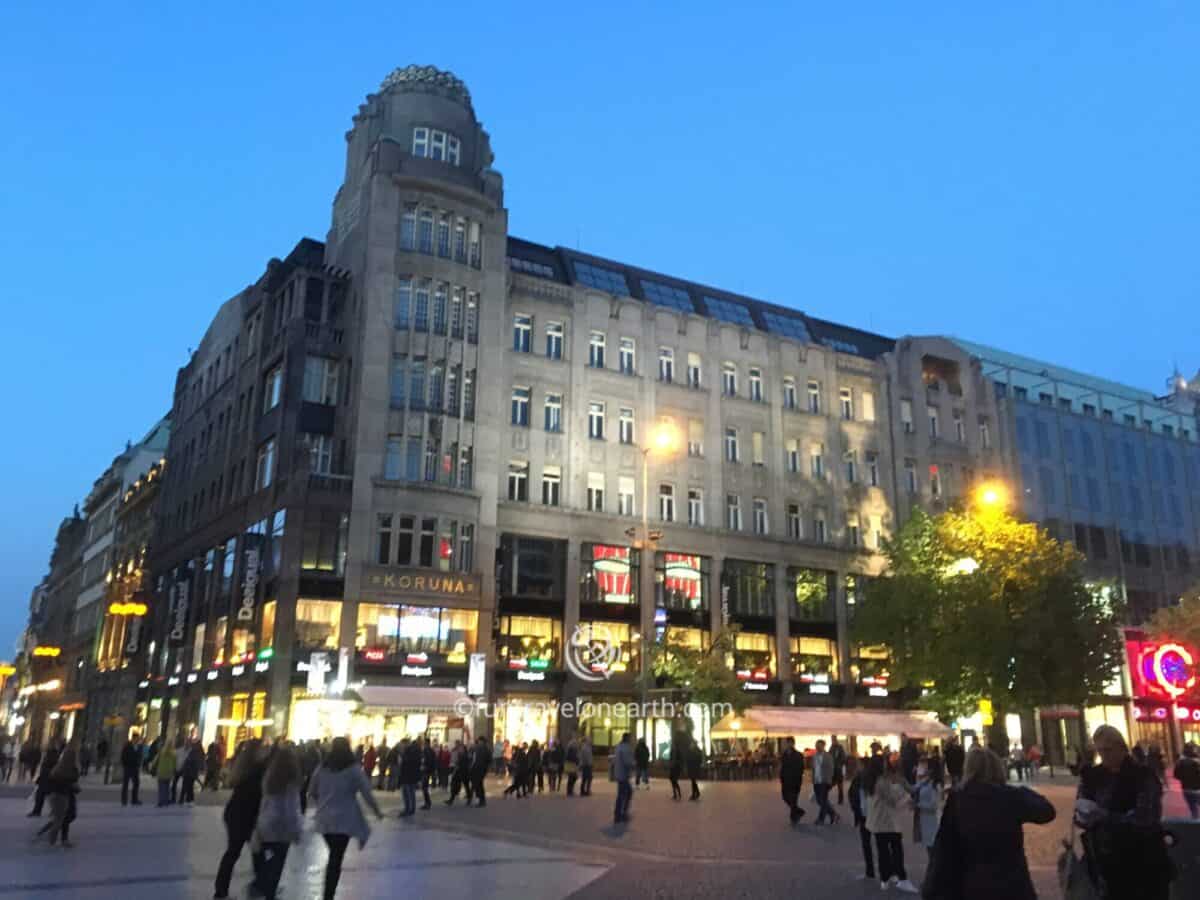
[355,685,468,712]
[711,705,952,740]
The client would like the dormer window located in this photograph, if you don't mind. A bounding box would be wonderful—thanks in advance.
[413,127,462,166]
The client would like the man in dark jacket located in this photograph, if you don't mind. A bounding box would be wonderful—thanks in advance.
[899,733,919,784]
[779,737,806,825]
[120,735,143,806]
[830,738,847,804]
[634,738,651,789]
[469,736,492,807]
[28,741,61,817]
[944,736,965,787]
[1174,743,1200,819]
[397,738,421,817]
[420,737,437,810]
[445,740,473,806]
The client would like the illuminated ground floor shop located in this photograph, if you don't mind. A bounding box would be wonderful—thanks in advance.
[288,685,471,748]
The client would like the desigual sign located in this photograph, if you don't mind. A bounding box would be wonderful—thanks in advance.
[364,567,479,599]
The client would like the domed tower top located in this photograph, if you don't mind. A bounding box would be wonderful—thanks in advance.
[378,64,475,115]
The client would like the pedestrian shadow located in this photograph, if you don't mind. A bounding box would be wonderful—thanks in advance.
[602,820,631,839]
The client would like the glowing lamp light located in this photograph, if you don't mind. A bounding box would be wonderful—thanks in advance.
[730,720,741,732]
[0,664,15,676]
[33,646,62,658]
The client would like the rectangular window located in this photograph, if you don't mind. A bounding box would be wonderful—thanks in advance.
[468,221,481,268]
[980,418,991,448]
[507,461,529,502]
[446,368,459,416]
[618,476,635,516]
[687,353,702,388]
[786,503,802,540]
[436,213,451,258]
[304,433,334,474]
[376,513,393,564]
[511,387,530,427]
[929,407,939,439]
[302,357,339,405]
[587,472,605,512]
[409,360,425,410]
[263,366,283,412]
[619,407,635,444]
[428,129,445,161]
[458,523,473,572]
[687,419,704,457]
[753,497,768,534]
[394,278,412,330]
[752,431,765,466]
[847,515,860,548]
[542,466,561,506]
[867,451,879,486]
[588,401,606,440]
[412,127,428,157]
[807,380,821,414]
[418,517,436,567]
[870,515,883,549]
[414,279,430,331]
[839,388,854,420]
[447,136,461,166]
[954,411,966,442]
[458,446,473,488]
[901,399,914,433]
[589,332,606,368]
[810,444,825,479]
[724,427,739,463]
[786,439,800,473]
[749,368,763,402]
[545,322,563,360]
[658,347,674,383]
[465,294,478,342]
[384,436,403,480]
[463,370,475,419]
[930,468,942,498]
[418,209,434,254]
[726,494,742,531]
[861,390,876,422]
[619,337,636,374]
[513,314,532,352]
[783,378,797,410]
[428,365,443,410]
[255,438,276,490]
[687,489,704,526]
[659,484,676,522]
[722,363,738,397]
[404,436,421,481]
[544,393,562,432]
[844,450,857,483]
[450,287,464,338]
[813,509,827,544]
[390,358,406,408]
[905,460,917,493]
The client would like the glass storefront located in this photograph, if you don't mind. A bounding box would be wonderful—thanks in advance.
[731,632,775,681]
[656,553,710,611]
[578,695,634,752]
[723,560,775,617]
[575,620,639,676]
[295,599,342,652]
[790,567,834,621]
[356,604,478,665]
[791,636,838,686]
[850,644,890,689]
[581,543,640,606]
[498,535,567,598]
[495,695,557,746]
[665,626,709,652]
[498,615,561,671]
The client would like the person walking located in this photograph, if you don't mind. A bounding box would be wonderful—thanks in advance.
[1173,743,1200,819]
[309,737,384,900]
[374,741,389,791]
[362,742,377,782]
[528,739,544,793]
[811,739,838,824]
[19,739,41,783]
[634,737,650,790]
[924,746,1054,900]
[437,741,451,790]
[848,756,876,882]
[95,736,108,779]
[911,760,940,859]
[29,740,61,817]
[154,739,177,807]
[300,741,320,812]
[546,739,564,791]
[179,739,203,805]
[213,739,270,900]
[120,735,143,806]
[397,738,420,817]
[579,736,594,797]
[830,737,847,805]
[385,742,400,792]
[944,736,965,788]
[253,744,303,900]
[611,732,635,824]
[779,736,806,826]
[493,737,505,777]
[668,739,683,801]
[420,736,437,810]
[866,755,918,893]
[1076,725,1174,900]
[205,741,224,791]
[899,733,919,785]
[686,739,702,801]
[469,736,491,806]
[445,740,471,806]
[504,743,528,797]
[33,745,80,848]
[564,737,580,796]
[78,744,92,778]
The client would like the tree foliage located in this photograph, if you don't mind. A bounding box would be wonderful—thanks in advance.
[641,626,751,714]
[853,507,1126,737]
[1146,584,1200,650]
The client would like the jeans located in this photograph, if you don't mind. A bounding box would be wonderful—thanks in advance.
[614,780,633,822]
[401,783,416,815]
[566,771,577,795]
[874,832,906,883]
[180,775,196,804]
[157,779,171,806]
[1184,790,1200,819]
[580,765,593,796]
[322,833,350,900]
[214,828,264,898]
[420,774,431,808]
[258,841,290,900]
[858,825,876,878]
[471,771,486,805]
[782,784,801,823]
[121,769,140,805]
[814,782,835,823]
[635,764,649,786]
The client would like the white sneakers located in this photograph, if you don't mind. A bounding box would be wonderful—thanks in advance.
[879,877,919,893]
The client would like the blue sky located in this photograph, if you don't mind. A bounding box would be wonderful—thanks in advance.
[1,3,1198,651]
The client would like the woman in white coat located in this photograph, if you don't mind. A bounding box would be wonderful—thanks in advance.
[308,737,383,900]
[866,756,919,894]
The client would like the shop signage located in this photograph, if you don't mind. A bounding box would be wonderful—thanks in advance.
[468,652,486,696]
[231,665,246,677]
[186,673,198,684]
[364,567,480,599]
[32,646,61,657]
[0,664,14,676]
[868,687,889,697]
[362,649,386,662]
[167,676,180,686]
[123,615,144,658]
[206,670,220,681]
[809,684,830,695]
[307,652,331,694]
[108,601,148,616]
[1127,638,1197,701]
[406,652,429,664]
[254,661,270,673]
[238,548,260,623]
[516,670,545,682]
[401,665,433,677]
[168,572,190,647]
[743,682,768,691]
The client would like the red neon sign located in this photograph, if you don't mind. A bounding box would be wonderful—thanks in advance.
[1128,639,1198,701]
[362,649,386,662]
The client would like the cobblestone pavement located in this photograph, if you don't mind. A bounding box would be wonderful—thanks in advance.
[0,772,1193,898]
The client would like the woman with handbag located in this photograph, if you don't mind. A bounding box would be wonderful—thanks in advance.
[1075,725,1173,900]
[924,746,1055,899]
[254,745,304,900]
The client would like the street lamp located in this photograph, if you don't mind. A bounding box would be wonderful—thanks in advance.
[638,420,681,748]
[973,480,1010,511]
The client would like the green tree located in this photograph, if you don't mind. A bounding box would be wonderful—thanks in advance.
[853,506,1125,754]
[1146,584,1200,649]
[640,625,751,715]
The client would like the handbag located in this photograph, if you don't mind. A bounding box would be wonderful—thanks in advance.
[1057,823,1102,900]
[920,791,963,900]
